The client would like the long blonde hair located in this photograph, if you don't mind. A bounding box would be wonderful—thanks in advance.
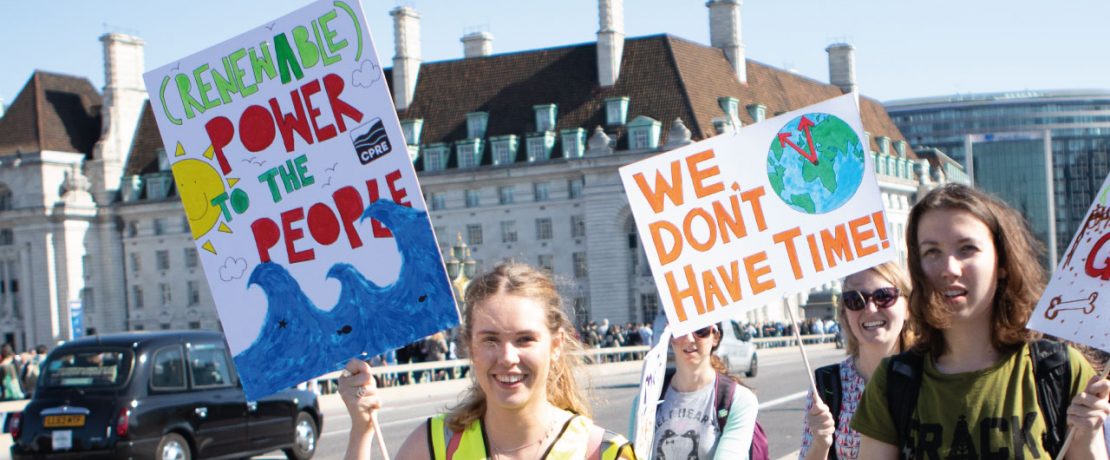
[446,263,590,431]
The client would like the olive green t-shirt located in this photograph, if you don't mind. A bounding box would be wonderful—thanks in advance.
[851,343,1095,458]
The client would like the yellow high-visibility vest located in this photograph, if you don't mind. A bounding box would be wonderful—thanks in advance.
[428,413,635,460]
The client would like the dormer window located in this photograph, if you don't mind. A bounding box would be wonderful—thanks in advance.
[718,97,740,122]
[156,148,170,171]
[605,97,629,126]
[534,104,557,132]
[400,119,424,145]
[490,135,518,166]
[146,172,174,200]
[423,143,449,171]
[456,139,483,169]
[466,112,489,139]
[863,132,872,153]
[876,136,891,155]
[894,140,907,158]
[746,104,767,123]
[561,128,586,159]
[627,116,662,150]
[526,132,556,162]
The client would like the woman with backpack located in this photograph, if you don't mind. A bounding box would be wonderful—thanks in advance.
[798,262,915,460]
[635,322,761,459]
[852,184,1110,459]
[340,263,635,459]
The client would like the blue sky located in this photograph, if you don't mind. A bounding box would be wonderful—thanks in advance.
[2,0,1107,106]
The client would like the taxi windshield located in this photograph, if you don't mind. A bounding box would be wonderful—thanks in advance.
[42,348,133,388]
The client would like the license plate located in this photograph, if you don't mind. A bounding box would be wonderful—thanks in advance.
[53,430,73,450]
[44,415,85,428]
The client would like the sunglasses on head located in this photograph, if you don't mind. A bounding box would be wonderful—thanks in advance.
[841,287,901,311]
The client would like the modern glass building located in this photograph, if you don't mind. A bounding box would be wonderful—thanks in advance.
[886,90,1110,267]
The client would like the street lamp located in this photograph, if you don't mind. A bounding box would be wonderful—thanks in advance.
[445,233,477,304]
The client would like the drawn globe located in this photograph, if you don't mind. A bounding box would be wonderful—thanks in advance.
[765,113,865,214]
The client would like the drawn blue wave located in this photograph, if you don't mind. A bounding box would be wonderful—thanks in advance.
[233,200,459,400]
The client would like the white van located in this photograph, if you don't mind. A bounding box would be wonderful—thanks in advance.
[714,319,758,377]
[652,313,758,377]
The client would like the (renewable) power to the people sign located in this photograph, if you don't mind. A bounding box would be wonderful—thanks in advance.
[142,0,458,400]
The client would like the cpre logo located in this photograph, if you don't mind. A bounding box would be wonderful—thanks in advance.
[350,118,392,165]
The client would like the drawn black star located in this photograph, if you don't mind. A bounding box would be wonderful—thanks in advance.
[278,319,288,329]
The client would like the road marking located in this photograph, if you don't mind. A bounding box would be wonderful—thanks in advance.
[758,390,807,409]
[322,413,433,438]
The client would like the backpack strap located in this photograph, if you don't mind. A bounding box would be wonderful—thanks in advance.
[1030,339,1071,458]
[814,363,842,428]
[713,373,737,430]
[814,363,842,460]
[886,351,925,460]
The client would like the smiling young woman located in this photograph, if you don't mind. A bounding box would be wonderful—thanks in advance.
[339,263,634,460]
[851,184,1110,460]
[798,262,915,460]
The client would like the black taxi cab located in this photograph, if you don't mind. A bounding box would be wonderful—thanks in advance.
[10,331,321,460]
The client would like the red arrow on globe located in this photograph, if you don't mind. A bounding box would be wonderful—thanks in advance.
[797,116,819,164]
[778,119,819,166]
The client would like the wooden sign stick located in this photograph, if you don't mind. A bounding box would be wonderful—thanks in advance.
[372,410,390,460]
[784,296,820,396]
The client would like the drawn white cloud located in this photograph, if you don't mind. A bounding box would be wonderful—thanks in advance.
[220,257,248,281]
[352,60,382,88]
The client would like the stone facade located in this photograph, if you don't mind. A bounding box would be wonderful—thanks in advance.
[0,4,962,350]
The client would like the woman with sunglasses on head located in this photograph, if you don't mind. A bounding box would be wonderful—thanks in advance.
[339,263,635,460]
[637,322,759,459]
[852,184,1110,459]
[797,262,915,460]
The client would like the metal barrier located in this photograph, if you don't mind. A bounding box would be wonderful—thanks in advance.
[312,345,652,392]
[751,333,837,349]
[310,335,837,391]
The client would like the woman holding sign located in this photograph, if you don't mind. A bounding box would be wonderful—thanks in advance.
[797,262,915,460]
[638,322,760,459]
[852,184,1110,459]
[340,263,635,460]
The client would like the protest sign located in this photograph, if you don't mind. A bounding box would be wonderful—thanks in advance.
[633,326,671,460]
[620,94,895,335]
[1029,173,1110,351]
[142,0,458,399]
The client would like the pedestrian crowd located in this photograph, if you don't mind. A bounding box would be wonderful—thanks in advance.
[0,343,48,401]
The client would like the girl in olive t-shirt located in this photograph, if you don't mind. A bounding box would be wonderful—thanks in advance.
[851,184,1110,459]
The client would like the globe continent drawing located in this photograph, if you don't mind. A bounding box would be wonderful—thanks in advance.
[766,113,865,214]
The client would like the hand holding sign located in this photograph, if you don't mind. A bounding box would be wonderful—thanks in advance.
[339,358,390,460]
[1028,172,1110,459]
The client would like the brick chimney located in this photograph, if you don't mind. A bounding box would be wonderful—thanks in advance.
[707,0,745,84]
[462,31,494,58]
[826,43,857,94]
[390,6,421,111]
[597,0,624,87]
